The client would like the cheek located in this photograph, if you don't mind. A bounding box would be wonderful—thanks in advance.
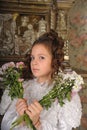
[43,62,52,71]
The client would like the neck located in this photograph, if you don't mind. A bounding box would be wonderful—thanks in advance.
[37,77,52,84]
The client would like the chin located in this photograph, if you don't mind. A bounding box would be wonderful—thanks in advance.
[33,73,39,77]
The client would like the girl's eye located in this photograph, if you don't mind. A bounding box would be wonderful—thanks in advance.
[39,56,45,60]
[30,56,34,61]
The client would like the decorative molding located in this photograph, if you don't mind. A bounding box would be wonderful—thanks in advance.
[0,0,52,13]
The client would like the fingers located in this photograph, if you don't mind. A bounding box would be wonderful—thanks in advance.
[27,100,43,115]
[33,100,43,111]
[26,109,39,126]
[16,98,26,106]
[26,100,42,128]
[16,99,27,109]
[26,100,43,123]
[34,120,41,129]
[16,98,28,115]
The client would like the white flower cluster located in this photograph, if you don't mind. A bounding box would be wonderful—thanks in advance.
[62,71,84,92]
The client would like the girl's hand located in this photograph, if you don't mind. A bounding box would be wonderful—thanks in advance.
[16,98,28,116]
[26,100,43,128]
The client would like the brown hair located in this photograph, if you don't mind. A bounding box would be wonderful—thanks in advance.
[24,30,64,79]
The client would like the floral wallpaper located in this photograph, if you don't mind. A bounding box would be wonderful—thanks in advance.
[68,0,87,71]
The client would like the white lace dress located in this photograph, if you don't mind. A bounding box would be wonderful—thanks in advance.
[0,79,82,130]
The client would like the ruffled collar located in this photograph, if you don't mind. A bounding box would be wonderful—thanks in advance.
[24,78,54,103]
[34,78,51,87]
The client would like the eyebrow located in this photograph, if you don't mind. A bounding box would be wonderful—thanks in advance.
[31,53,47,56]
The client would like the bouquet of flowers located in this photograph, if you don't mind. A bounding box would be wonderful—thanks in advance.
[0,62,84,130]
[0,61,25,100]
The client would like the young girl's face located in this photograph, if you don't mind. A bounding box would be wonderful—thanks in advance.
[30,44,52,83]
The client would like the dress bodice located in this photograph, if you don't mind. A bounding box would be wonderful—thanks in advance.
[0,78,82,130]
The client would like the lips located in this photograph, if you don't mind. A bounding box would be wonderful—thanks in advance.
[32,68,39,73]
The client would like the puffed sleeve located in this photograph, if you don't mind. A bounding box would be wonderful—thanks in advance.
[39,104,59,130]
[58,94,82,130]
[0,89,12,115]
[39,94,82,130]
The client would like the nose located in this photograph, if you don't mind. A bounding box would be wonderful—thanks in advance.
[32,58,38,65]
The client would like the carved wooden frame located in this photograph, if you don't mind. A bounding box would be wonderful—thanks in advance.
[0,1,53,64]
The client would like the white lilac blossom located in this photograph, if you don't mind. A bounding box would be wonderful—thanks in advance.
[62,71,84,92]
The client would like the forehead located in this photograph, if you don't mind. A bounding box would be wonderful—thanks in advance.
[31,44,50,55]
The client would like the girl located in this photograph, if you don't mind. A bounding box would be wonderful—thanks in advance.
[0,30,82,130]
